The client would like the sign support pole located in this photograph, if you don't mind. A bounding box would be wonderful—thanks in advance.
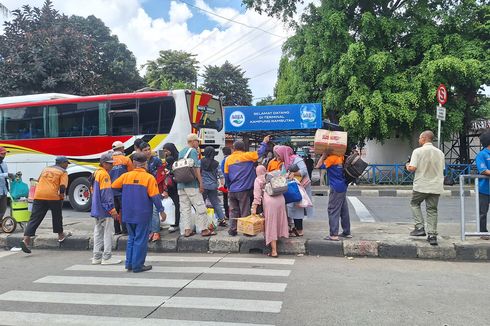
[437,115,442,149]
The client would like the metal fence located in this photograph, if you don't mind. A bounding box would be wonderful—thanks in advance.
[459,174,490,241]
[358,164,476,185]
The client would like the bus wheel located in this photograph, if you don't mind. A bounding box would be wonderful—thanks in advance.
[68,177,91,212]
[2,216,17,233]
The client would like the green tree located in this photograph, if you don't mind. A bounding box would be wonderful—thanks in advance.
[144,50,199,90]
[0,0,143,96]
[203,61,253,106]
[256,95,275,106]
[245,0,489,158]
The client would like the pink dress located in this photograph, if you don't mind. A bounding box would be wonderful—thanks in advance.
[253,175,289,245]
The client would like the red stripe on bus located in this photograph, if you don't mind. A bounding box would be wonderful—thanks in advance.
[1,136,132,156]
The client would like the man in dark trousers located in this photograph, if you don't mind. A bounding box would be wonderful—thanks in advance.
[112,153,166,273]
[304,154,314,180]
[476,131,490,240]
[20,157,71,253]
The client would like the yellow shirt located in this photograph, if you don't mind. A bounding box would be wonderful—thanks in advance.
[34,166,68,200]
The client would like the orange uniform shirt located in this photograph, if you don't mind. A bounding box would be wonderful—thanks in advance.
[34,166,68,200]
[267,158,283,172]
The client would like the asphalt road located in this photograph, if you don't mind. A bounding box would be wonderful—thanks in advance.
[0,251,487,325]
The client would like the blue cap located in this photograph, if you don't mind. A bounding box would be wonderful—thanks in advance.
[55,156,70,164]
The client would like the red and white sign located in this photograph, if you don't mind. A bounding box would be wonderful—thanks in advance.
[436,84,447,105]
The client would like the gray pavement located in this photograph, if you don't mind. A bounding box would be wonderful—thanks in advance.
[0,251,487,325]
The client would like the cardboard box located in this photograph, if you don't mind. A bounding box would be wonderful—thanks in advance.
[314,129,348,155]
[237,214,264,236]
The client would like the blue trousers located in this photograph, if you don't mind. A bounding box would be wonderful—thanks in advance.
[126,222,150,272]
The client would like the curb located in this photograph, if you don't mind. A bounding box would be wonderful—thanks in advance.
[4,233,489,261]
[312,189,475,197]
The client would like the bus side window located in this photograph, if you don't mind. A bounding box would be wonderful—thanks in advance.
[139,97,176,134]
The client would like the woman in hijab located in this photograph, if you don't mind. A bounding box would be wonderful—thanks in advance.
[201,146,227,226]
[162,143,180,233]
[274,145,314,237]
[251,165,289,258]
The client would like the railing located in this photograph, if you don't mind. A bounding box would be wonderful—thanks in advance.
[357,164,476,185]
[460,175,490,241]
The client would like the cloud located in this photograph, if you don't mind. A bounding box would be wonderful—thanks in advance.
[1,0,318,102]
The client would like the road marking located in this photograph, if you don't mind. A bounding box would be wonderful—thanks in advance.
[347,196,375,223]
[113,255,295,265]
[66,265,291,277]
[35,276,287,292]
[0,312,274,326]
[166,296,282,313]
[0,290,167,307]
[0,251,17,259]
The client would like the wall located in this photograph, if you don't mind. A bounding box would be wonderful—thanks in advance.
[362,136,418,164]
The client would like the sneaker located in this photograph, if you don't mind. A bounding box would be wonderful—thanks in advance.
[91,258,102,265]
[101,258,122,265]
[410,228,426,236]
[168,226,178,233]
[228,229,237,237]
[427,235,438,246]
[133,265,152,273]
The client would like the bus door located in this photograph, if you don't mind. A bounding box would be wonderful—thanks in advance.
[108,100,138,136]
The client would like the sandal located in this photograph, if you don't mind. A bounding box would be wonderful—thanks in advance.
[201,230,217,237]
[58,232,72,243]
[267,253,279,258]
[184,231,196,238]
[289,228,301,237]
[324,235,340,241]
[218,219,228,227]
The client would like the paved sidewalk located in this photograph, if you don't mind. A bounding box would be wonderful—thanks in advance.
[2,216,489,261]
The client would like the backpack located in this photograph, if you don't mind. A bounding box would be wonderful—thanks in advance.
[264,173,288,196]
[172,148,197,184]
[344,152,368,183]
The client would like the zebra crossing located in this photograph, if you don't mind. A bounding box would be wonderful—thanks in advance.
[0,254,295,325]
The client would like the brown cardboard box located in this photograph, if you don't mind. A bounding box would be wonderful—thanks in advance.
[314,129,348,155]
[237,214,264,236]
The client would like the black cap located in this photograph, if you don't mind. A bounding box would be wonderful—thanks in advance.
[132,152,147,163]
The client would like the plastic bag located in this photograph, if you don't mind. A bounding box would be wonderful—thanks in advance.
[161,196,176,225]
[10,179,29,200]
[295,185,313,208]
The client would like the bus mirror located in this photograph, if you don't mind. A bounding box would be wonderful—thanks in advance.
[197,105,215,114]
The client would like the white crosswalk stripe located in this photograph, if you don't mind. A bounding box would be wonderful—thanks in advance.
[0,254,294,325]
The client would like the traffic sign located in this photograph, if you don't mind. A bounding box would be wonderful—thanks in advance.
[436,106,446,121]
[436,84,447,105]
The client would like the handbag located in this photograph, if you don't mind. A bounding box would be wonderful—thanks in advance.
[264,173,288,196]
[172,148,196,183]
[295,185,313,208]
[283,180,302,204]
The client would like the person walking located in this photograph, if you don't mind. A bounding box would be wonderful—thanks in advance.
[476,130,490,240]
[317,153,351,241]
[304,154,314,180]
[274,145,313,237]
[406,130,445,246]
[251,165,289,258]
[110,141,133,235]
[0,146,14,220]
[20,157,71,254]
[224,137,268,236]
[162,143,181,233]
[139,142,164,242]
[90,153,121,265]
[220,147,232,219]
[112,153,166,273]
[201,146,227,227]
[177,133,216,237]
[318,162,327,186]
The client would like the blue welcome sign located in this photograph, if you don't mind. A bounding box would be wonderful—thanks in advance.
[224,103,322,132]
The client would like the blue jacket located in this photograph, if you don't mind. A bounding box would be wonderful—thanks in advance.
[90,167,116,218]
[224,142,266,193]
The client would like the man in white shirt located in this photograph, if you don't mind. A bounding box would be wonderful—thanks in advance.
[406,130,445,246]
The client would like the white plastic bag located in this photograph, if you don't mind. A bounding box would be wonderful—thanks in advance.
[161,196,176,226]
[295,185,313,208]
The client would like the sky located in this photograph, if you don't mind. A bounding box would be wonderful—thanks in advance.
[1,0,318,103]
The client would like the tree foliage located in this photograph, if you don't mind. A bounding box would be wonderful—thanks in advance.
[0,0,143,96]
[245,0,489,147]
[203,61,253,106]
[256,95,275,106]
[144,50,199,90]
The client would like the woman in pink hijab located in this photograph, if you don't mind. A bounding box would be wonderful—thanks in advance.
[274,145,314,236]
[251,165,289,257]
